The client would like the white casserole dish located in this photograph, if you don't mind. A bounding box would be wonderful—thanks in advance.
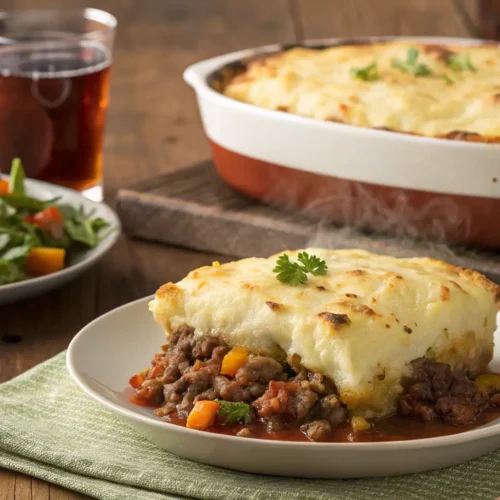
[184,36,500,249]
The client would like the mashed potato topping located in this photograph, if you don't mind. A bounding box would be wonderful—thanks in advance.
[222,42,500,141]
[150,249,499,417]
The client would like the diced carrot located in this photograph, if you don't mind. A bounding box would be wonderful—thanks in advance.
[186,400,220,430]
[130,395,157,407]
[149,365,164,378]
[24,247,65,276]
[129,373,144,389]
[220,347,249,377]
[0,179,8,194]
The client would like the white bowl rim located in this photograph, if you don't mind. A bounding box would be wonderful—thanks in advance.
[67,294,500,452]
[184,35,500,152]
[0,175,121,292]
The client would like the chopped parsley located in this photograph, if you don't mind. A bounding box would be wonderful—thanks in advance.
[216,400,254,425]
[273,251,328,286]
[448,53,476,73]
[440,74,454,85]
[350,62,379,82]
[392,48,432,76]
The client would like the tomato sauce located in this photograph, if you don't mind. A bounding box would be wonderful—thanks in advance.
[162,408,500,442]
[127,388,500,443]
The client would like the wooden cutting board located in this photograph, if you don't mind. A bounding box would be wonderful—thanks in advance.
[116,160,500,282]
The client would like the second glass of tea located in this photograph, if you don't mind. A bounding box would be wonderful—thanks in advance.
[0,8,117,201]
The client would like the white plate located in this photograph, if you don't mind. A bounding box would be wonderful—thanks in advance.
[67,296,500,479]
[0,176,120,304]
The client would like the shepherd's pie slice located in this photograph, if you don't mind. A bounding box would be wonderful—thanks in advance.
[149,249,499,418]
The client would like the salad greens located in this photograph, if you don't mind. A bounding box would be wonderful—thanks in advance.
[9,158,25,195]
[0,159,112,286]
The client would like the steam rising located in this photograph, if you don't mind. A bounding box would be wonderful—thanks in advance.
[256,170,499,283]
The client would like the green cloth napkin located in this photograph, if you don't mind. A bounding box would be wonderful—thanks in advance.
[1,353,500,500]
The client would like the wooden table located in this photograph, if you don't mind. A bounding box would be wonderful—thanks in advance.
[0,1,481,498]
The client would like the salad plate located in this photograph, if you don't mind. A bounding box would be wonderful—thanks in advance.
[0,169,120,304]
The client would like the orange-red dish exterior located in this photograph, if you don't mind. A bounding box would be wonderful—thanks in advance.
[210,140,500,249]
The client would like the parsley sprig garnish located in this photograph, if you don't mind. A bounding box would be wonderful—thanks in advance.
[351,61,379,81]
[392,48,432,76]
[217,400,254,425]
[448,53,476,73]
[273,252,328,286]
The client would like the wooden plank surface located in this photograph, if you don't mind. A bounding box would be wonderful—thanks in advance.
[0,1,482,499]
[117,162,500,283]
[296,0,474,39]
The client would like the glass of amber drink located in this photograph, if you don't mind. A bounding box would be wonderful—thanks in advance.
[0,8,117,201]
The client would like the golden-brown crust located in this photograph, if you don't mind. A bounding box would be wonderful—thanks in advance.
[265,300,281,311]
[434,260,500,304]
[318,312,351,329]
[409,256,500,299]
[456,267,500,303]
[440,286,451,302]
[335,300,377,316]
[417,256,500,302]
[156,283,181,299]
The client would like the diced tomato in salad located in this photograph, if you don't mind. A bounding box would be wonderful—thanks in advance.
[25,206,63,227]
[25,206,65,239]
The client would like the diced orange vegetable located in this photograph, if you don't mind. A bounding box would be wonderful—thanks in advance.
[24,247,65,276]
[129,373,144,389]
[130,395,157,407]
[0,179,8,194]
[186,400,220,430]
[220,347,249,377]
[149,365,164,378]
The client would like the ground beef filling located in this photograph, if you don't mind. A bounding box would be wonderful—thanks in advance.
[134,326,346,440]
[132,326,498,439]
[399,358,490,425]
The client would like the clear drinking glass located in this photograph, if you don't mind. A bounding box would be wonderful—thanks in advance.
[0,8,117,202]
